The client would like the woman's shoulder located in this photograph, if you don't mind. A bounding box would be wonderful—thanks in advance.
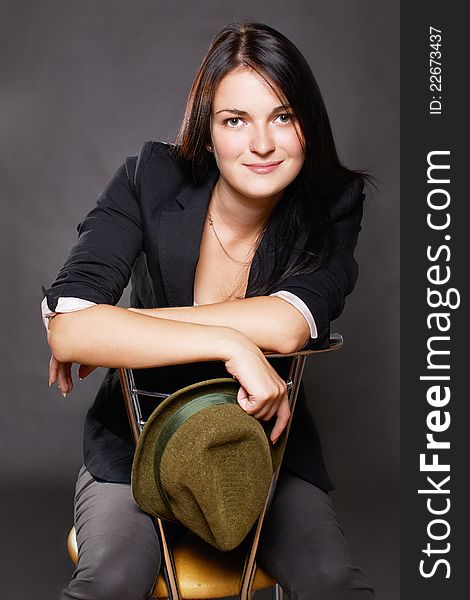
[132,140,187,175]
[126,140,196,196]
[137,140,177,158]
[327,177,365,222]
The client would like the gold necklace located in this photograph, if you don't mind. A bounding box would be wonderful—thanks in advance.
[207,211,266,266]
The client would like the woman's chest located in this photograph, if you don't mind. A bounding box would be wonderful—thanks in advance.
[193,222,252,304]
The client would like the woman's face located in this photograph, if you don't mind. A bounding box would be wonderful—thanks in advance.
[210,68,305,204]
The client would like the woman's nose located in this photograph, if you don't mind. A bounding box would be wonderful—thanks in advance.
[249,125,275,155]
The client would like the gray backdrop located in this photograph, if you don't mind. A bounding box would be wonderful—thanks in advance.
[0,1,399,599]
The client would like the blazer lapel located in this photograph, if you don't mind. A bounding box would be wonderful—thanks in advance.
[158,170,218,307]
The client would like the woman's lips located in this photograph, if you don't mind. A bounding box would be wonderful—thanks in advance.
[243,161,283,174]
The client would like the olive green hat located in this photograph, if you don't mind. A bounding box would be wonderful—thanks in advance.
[131,378,284,551]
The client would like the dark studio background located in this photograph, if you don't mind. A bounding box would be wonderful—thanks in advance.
[0,1,399,599]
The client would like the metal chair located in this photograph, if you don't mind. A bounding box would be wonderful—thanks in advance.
[67,334,343,599]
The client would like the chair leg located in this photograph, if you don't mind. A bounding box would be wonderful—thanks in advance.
[273,582,284,600]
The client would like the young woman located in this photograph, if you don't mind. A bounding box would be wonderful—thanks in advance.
[42,22,374,600]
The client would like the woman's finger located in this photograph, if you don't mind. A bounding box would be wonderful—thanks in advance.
[260,402,281,422]
[49,355,59,387]
[249,394,279,420]
[237,381,282,420]
[270,394,291,443]
[237,385,270,417]
[57,361,73,396]
[236,385,254,411]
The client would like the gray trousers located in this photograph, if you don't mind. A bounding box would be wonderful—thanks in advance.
[62,465,375,600]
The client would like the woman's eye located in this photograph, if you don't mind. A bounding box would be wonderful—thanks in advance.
[276,113,294,124]
[224,117,243,127]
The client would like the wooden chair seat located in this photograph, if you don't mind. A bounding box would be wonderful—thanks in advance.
[67,527,276,599]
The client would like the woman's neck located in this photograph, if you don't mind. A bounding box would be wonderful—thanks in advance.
[210,177,282,239]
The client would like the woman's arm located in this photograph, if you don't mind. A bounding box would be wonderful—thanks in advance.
[47,304,290,443]
[127,296,310,355]
[48,303,238,368]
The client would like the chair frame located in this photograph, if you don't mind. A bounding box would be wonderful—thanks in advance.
[118,333,343,600]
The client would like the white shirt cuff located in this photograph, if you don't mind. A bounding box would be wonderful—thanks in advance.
[269,291,318,339]
[41,296,97,331]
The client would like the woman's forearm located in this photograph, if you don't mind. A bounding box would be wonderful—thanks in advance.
[47,304,246,368]
[128,297,310,354]
[47,303,291,442]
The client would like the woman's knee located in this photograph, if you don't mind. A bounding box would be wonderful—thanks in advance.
[302,560,357,598]
[257,473,374,599]
[62,545,161,600]
[259,553,362,600]
[82,566,158,600]
[65,467,161,599]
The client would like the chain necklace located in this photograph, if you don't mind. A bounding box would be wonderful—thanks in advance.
[207,211,266,266]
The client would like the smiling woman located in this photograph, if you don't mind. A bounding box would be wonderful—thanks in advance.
[210,70,305,204]
[42,21,373,600]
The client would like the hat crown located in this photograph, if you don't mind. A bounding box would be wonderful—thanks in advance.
[161,404,272,550]
[153,391,239,513]
[132,379,275,551]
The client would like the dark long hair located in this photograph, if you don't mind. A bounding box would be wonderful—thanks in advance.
[174,22,368,295]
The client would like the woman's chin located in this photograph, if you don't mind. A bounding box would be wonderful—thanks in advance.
[227,178,287,203]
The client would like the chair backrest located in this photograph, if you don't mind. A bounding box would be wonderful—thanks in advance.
[117,334,343,600]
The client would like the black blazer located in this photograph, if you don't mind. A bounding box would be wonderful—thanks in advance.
[43,141,365,491]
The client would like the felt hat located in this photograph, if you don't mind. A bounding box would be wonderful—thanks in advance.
[131,378,284,551]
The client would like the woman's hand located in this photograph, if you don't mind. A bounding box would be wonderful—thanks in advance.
[49,354,96,396]
[223,338,290,444]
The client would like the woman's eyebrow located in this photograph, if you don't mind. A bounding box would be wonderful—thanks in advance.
[214,105,291,116]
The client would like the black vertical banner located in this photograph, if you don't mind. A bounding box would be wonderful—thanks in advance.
[402,3,467,598]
